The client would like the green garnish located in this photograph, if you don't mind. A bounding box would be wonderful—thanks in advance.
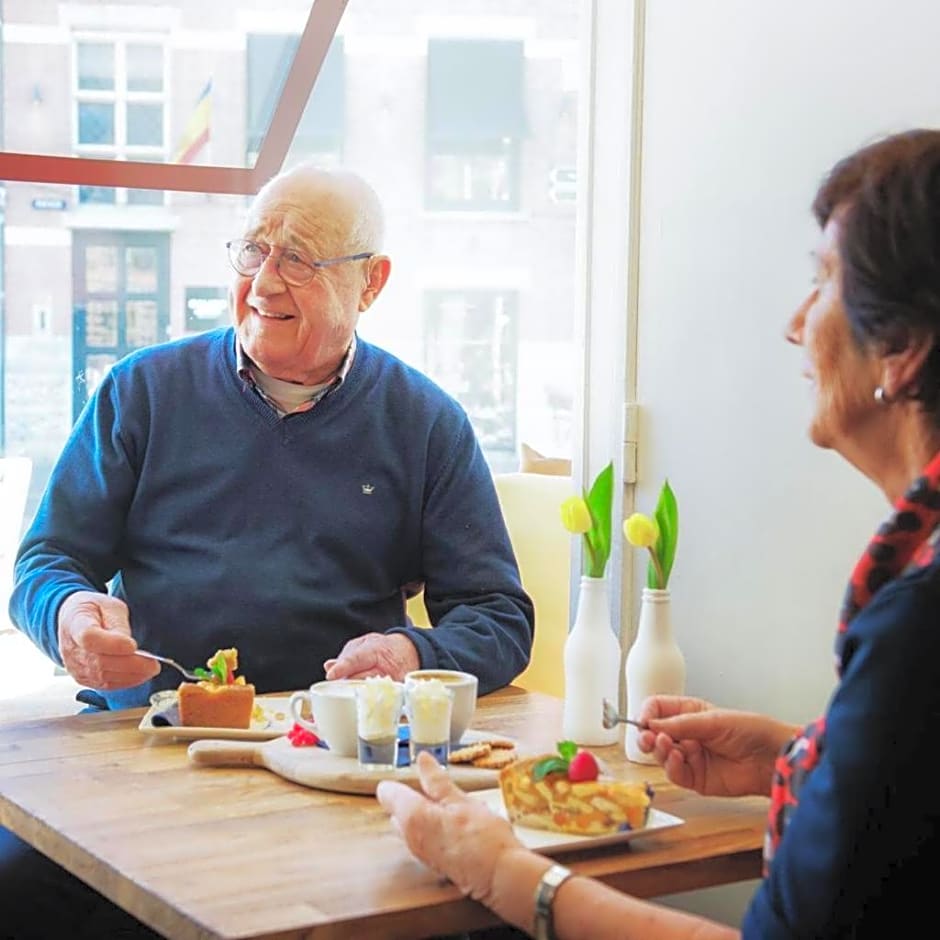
[532,740,579,781]
[209,656,228,685]
[533,757,568,781]
[193,667,211,680]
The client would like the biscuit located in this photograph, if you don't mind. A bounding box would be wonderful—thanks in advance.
[448,742,492,764]
[475,735,516,750]
[472,749,518,770]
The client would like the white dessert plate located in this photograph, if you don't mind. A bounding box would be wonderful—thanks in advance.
[469,788,684,854]
[138,692,294,741]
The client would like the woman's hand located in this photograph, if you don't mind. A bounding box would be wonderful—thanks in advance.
[376,751,526,908]
[637,695,798,798]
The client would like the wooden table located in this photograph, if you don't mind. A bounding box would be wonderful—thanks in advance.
[0,687,767,939]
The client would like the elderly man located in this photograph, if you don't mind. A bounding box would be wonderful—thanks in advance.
[10,164,533,705]
[3,166,533,935]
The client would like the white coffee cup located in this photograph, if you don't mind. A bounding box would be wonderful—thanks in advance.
[404,669,478,744]
[289,679,362,757]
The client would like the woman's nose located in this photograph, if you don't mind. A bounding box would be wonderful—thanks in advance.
[785,292,812,345]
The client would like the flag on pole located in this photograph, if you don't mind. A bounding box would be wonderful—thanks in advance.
[172,78,212,164]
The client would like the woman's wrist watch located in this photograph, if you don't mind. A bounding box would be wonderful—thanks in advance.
[533,863,574,940]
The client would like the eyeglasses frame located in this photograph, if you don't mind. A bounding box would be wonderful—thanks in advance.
[226,238,375,286]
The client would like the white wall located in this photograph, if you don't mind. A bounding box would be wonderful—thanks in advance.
[629,0,940,924]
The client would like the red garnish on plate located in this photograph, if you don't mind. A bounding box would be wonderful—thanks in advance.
[567,750,600,782]
[287,723,320,747]
[532,740,600,782]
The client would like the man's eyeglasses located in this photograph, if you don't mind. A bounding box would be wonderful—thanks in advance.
[226,238,374,287]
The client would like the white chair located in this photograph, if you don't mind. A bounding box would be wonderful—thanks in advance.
[406,471,572,697]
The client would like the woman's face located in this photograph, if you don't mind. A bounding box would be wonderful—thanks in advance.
[786,217,881,451]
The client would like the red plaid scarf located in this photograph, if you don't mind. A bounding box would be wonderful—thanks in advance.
[764,449,940,872]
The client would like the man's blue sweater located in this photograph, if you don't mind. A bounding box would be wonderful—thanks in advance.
[10,328,534,708]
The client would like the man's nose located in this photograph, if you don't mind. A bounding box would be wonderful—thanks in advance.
[252,252,287,293]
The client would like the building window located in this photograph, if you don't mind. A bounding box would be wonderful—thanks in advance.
[425,39,526,212]
[424,290,518,460]
[73,36,166,205]
[246,34,345,167]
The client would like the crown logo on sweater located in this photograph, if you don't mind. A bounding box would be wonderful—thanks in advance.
[361,484,375,495]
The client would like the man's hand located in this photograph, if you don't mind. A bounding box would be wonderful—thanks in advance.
[57,591,159,690]
[323,632,420,681]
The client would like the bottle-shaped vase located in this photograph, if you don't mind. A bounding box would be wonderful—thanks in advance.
[562,575,621,746]
[624,587,685,763]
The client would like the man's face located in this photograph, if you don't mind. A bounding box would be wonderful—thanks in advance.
[231,180,375,385]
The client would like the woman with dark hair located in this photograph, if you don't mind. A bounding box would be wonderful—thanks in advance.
[377,128,940,939]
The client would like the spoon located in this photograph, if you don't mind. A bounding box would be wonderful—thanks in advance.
[602,698,648,731]
[135,650,204,682]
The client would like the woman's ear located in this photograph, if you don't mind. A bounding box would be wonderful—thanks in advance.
[880,331,935,400]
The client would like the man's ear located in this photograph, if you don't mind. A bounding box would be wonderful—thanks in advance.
[881,331,935,399]
[359,256,391,312]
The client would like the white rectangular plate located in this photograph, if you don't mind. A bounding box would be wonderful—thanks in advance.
[138,693,294,741]
[469,788,684,854]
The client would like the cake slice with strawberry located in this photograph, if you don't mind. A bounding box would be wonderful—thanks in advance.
[498,740,653,836]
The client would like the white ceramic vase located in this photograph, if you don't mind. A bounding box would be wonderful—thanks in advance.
[562,575,621,746]
[624,587,686,763]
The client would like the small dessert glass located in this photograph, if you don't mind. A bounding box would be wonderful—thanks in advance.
[355,677,405,770]
[404,677,454,765]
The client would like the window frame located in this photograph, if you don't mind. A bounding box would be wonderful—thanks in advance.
[72,32,168,205]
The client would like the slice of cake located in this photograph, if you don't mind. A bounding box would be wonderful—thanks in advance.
[498,742,653,836]
[178,648,256,729]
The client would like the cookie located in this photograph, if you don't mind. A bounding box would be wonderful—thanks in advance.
[475,735,516,750]
[472,749,518,770]
[448,742,492,764]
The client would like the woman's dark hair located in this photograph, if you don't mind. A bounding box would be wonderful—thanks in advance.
[813,128,940,425]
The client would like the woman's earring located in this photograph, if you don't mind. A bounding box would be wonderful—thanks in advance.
[874,386,893,405]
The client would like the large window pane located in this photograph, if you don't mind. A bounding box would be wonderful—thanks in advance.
[1,0,581,564]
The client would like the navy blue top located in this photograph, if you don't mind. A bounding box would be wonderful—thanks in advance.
[9,329,534,707]
[743,551,940,937]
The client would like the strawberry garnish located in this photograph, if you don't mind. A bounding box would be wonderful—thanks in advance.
[532,740,599,782]
[567,749,599,782]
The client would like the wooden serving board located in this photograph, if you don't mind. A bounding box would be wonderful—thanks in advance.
[187,736,501,794]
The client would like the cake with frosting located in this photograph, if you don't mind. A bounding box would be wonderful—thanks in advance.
[177,648,255,728]
[498,741,653,836]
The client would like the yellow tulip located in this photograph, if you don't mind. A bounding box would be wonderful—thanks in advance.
[623,513,659,548]
[560,496,592,534]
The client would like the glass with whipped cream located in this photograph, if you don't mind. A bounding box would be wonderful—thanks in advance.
[355,676,405,770]
[404,677,454,765]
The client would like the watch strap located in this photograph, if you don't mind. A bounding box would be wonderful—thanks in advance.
[533,863,574,940]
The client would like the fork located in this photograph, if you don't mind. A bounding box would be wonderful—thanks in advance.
[135,650,203,682]
[602,698,647,731]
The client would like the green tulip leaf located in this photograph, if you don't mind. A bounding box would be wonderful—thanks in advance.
[584,461,614,578]
[647,479,678,589]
